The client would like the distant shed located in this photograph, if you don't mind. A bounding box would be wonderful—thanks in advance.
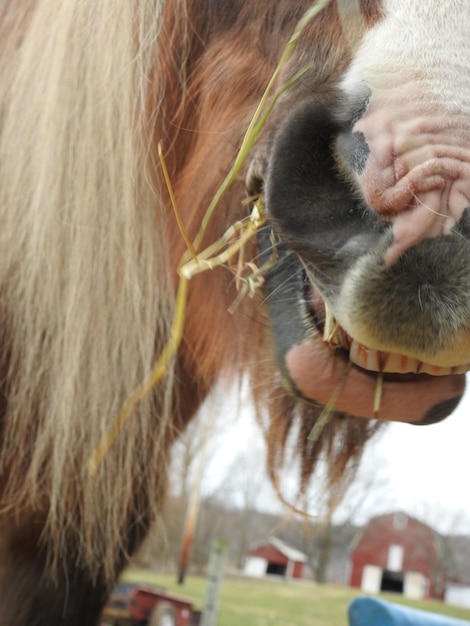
[244,537,307,579]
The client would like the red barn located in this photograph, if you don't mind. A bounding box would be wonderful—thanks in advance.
[348,512,444,600]
[244,537,307,579]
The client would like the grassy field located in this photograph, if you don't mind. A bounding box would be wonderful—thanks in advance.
[122,568,470,626]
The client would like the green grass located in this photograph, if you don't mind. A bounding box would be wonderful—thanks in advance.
[121,569,470,626]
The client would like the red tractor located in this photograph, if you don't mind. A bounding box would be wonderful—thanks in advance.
[101,583,201,626]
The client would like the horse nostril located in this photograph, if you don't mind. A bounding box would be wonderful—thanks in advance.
[336,130,370,175]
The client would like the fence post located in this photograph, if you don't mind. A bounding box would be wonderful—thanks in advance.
[200,540,227,626]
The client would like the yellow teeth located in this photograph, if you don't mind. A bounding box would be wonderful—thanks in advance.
[322,301,469,376]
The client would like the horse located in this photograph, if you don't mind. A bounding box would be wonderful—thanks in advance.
[1,0,470,624]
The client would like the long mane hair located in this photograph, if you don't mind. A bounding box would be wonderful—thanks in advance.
[0,1,175,579]
[0,0,380,583]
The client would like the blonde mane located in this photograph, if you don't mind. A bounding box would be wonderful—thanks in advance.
[0,1,175,580]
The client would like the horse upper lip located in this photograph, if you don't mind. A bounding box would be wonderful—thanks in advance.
[304,281,470,377]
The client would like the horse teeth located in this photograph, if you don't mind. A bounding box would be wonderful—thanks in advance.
[417,362,452,376]
[324,321,470,375]
[381,352,419,374]
[337,329,464,376]
[349,340,381,371]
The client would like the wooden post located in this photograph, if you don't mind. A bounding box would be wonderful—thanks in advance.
[177,484,202,585]
[200,540,227,626]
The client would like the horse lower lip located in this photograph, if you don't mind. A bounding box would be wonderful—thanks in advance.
[284,338,466,423]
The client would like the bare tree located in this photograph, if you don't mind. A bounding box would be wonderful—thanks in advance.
[208,444,278,567]
[272,449,394,583]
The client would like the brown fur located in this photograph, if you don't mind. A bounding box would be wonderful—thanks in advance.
[0,0,382,606]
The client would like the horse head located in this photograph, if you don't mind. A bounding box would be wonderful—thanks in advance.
[1,2,470,624]
[247,0,470,427]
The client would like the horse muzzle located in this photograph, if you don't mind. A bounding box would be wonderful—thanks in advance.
[254,99,470,425]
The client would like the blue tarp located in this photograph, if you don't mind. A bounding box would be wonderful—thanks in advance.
[349,597,470,626]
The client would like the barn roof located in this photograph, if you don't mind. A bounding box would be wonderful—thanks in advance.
[266,537,308,563]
